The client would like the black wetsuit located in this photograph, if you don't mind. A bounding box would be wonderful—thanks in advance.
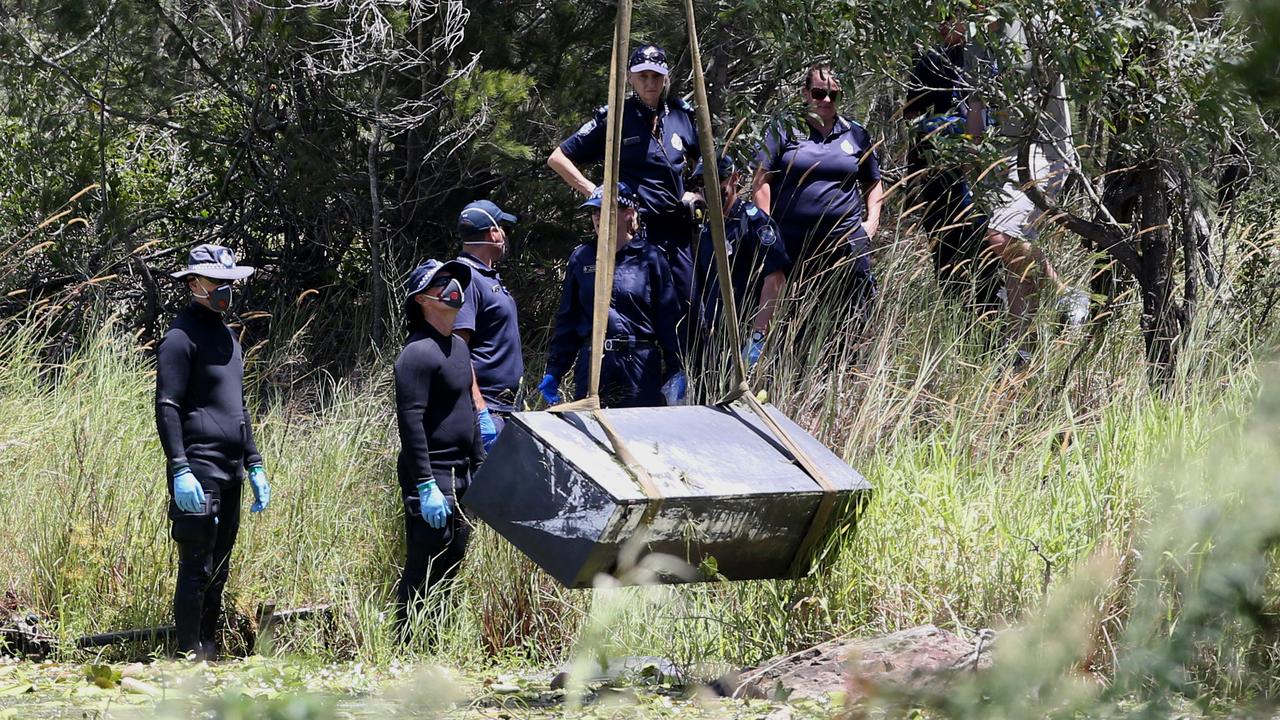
[392,322,484,629]
[155,302,261,657]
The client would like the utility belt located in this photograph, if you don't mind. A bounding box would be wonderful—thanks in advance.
[592,335,655,353]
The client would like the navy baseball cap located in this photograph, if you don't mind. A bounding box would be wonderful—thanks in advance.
[579,182,640,211]
[629,45,669,75]
[170,243,255,281]
[405,259,472,300]
[458,200,518,235]
[691,154,737,180]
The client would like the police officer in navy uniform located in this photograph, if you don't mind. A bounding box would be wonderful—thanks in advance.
[548,44,701,330]
[156,244,271,660]
[690,153,791,370]
[538,182,687,409]
[753,63,884,319]
[453,200,522,451]
[393,259,485,636]
[903,17,1001,308]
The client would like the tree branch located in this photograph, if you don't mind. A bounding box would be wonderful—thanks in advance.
[0,7,227,144]
[1016,138,1142,277]
[151,0,255,109]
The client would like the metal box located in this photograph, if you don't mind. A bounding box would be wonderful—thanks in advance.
[466,403,871,588]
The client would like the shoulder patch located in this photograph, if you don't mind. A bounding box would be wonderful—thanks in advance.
[758,224,778,247]
[576,118,597,136]
[746,204,759,218]
[840,139,856,155]
[672,97,693,112]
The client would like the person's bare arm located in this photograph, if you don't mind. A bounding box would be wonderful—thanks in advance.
[548,147,596,197]
[966,99,987,142]
[754,271,786,332]
[861,180,884,239]
[752,166,772,214]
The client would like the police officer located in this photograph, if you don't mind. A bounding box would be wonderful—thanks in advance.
[547,43,701,328]
[453,200,522,451]
[539,183,686,409]
[393,259,485,635]
[753,63,884,318]
[690,154,791,369]
[156,244,271,660]
[903,17,1001,308]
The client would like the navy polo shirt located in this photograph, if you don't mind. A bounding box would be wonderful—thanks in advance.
[694,199,792,329]
[756,116,881,263]
[453,253,523,412]
[559,96,700,218]
[545,234,682,381]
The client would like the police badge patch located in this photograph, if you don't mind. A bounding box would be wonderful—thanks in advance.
[218,249,235,268]
[759,225,778,247]
[840,139,855,155]
[671,133,684,152]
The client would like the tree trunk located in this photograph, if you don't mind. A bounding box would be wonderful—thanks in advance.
[1136,162,1182,378]
[368,74,387,349]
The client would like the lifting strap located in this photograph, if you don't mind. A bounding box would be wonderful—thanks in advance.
[549,0,663,523]
[680,0,841,576]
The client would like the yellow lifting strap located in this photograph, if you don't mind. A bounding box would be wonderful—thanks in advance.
[550,0,843,566]
[549,0,664,518]
[680,0,841,575]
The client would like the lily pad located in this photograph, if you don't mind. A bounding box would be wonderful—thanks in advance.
[84,663,122,689]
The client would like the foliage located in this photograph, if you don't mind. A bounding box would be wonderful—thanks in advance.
[4,0,1280,716]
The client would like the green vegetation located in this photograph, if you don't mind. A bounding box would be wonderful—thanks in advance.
[5,0,1280,716]
[3,209,1277,715]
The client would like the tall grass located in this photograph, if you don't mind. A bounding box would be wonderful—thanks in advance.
[0,213,1269,705]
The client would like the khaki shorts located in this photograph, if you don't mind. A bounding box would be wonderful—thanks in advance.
[988,145,1070,242]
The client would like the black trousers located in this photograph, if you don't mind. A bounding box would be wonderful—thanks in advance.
[571,345,665,408]
[908,139,1002,310]
[643,212,696,348]
[169,459,242,658]
[396,474,471,635]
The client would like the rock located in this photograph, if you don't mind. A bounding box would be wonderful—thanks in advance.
[725,625,993,703]
[120,677,161,697]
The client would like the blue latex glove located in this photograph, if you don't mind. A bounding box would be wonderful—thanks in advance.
[416,480,451,529]
[477,408,499,452]
[248,464,270,513]
[661,370,688,406]
[538,373,561,405]
[744,331,765,368]
[172,466,206,514]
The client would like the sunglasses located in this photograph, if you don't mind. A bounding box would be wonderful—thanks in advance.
[809,88,841,102]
